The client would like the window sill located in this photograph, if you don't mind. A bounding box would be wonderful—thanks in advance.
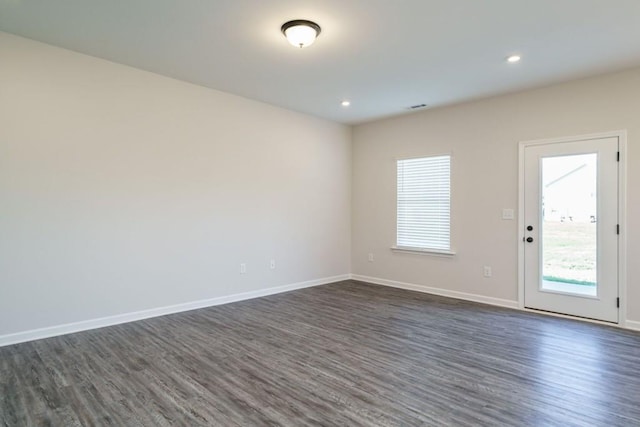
[391,246,456,257]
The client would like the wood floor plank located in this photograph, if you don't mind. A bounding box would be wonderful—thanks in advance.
[1,280,639,426]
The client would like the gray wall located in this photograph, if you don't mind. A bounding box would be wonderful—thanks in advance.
[3,31,639,341]
[352,68,640,324]
[0,33,352,337]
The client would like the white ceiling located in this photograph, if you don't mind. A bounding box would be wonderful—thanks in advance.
[2,0,640,124]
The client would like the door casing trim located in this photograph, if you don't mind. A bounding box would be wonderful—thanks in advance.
[518,130,627,326]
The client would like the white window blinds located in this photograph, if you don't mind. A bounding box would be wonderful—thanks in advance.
[397,155,451,251]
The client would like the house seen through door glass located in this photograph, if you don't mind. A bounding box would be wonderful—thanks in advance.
[541,153,597,297]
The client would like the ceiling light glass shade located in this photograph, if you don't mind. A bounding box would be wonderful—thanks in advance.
[281,20,321,48]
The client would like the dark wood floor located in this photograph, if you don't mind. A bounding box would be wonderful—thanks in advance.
[1,280,639,426]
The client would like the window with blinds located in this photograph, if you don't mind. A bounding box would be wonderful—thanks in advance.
[397,155,451,252]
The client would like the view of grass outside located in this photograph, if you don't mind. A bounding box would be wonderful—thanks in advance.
[542,221,596,287]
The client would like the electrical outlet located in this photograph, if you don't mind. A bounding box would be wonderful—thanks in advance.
[270,259,276,270]
[368,253,374,262]
[483,266,492,278]
[240,263,247,274]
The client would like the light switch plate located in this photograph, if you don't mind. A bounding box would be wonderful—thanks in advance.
[502,209,515,220]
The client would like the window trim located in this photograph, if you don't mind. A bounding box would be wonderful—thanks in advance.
[390,246,456,256]
[394,153,454,256]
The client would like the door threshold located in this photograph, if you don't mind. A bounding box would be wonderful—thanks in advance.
[523,307,619,327]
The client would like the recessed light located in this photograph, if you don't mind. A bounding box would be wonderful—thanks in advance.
[341,100,351,107]
[507,55,522,63]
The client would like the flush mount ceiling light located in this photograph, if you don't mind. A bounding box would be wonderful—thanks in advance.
[341,100,351,107]
[281,20,321,48]
[507,54,522,63]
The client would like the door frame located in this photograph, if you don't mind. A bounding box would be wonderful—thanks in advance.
[518,130,627,326]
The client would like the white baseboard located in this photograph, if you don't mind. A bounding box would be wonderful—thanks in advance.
[350,274,520,309]
[352,274,640,331]
[4,273,635,348]
[626,320,640,332]
[0,274,350,348]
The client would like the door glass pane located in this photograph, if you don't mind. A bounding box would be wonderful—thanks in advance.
[541,153,597,297]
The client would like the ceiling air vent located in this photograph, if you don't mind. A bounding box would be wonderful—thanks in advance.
[408,103,428,110]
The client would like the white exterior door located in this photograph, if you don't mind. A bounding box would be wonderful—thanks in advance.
[523,136,619,323]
